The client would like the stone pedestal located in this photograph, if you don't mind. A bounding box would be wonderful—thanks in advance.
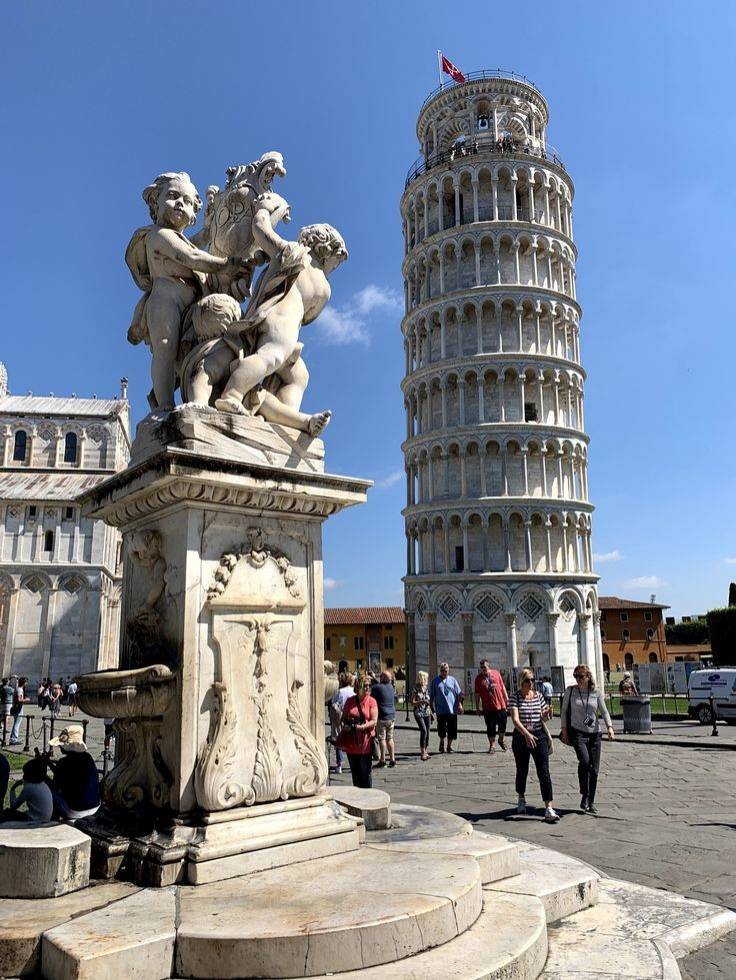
[0,824,90,898]
[77,409,369,885]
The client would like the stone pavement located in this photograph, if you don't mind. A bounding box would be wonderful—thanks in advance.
[328,721,736,978]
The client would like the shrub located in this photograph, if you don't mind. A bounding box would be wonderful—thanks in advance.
[706,607,736,667]
[665,620,709,645]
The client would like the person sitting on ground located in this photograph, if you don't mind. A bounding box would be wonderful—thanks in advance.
[371,670,397,769]
[2,758,53,823]
[44,725,100,821]
[619,671,638,696]
[0,752,9,807]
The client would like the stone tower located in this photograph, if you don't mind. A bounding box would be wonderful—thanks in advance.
[400,70,602,689]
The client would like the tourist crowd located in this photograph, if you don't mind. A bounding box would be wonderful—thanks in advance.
[329,659,614,821]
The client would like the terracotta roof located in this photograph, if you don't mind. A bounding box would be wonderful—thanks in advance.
[324,607,405,625]
[599,596,670,611]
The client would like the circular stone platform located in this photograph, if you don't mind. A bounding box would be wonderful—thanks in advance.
[367,802,472,843]
[175,846,482,978]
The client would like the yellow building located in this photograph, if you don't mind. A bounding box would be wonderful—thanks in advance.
[324,607,406,674]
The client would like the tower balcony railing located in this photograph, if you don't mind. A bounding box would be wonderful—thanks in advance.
[418,69,543,111]
[405,135,566,188]
[420,204,545,240]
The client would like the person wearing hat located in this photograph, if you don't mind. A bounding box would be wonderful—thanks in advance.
[618,672,638,696]
[45,724,100,821]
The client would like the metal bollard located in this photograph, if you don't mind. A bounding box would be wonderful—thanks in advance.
[42,717,48,754]
[710,693,719,737]
[23,715,31,752]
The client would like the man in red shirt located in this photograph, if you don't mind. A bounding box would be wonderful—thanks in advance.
[474,659,509,753]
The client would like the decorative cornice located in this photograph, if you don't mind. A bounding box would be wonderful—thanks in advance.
[78,449,370,528]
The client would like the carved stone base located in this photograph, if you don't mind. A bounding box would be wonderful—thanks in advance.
[83,796,361,887]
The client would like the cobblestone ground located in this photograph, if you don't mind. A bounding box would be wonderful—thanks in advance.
[329,719,736,979]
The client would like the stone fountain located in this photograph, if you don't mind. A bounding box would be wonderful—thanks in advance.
[75,155,369,886]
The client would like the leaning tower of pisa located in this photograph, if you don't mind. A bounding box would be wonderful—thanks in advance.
[401,69,603,689]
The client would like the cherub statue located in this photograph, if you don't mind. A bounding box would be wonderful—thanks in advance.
[125,172,248,411]
[216,223,347,416]
[192,152,291,302]
[180,223,347,435]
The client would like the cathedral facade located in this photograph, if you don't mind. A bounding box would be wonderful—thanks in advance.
[0,363,130,683]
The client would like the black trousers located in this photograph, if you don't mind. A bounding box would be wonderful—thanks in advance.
[483,709,508,740]
[437,714,458,741]
[570,730,602,803]
[414,711,430,750]
[348,753,372,788]
[512,730,553,802]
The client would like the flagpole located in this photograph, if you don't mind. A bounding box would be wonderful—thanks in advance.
[437,49,443,89]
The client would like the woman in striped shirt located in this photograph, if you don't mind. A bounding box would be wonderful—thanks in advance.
[509,669,559,823]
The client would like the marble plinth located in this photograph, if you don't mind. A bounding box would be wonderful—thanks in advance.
[77,429,369,885]
[328,785,391,830]
[0,824,90,899]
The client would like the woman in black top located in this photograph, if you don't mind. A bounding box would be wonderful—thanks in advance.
[509,669,559,823]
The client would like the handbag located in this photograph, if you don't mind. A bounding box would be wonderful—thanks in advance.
[560,686,573,746]
[541,720,554,755]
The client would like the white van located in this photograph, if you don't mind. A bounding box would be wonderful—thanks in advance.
[687,669,736,724]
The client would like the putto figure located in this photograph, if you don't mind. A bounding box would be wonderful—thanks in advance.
[124,156,345,437]
[126,172,247,411]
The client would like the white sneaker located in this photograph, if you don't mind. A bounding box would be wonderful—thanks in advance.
[516,797,527,815]
[544,806,560,823]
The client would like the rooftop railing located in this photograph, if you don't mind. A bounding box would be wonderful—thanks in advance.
[406,135,566,188]
[418,69,542,113]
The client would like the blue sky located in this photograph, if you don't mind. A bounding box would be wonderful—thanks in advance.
[2,1,734,617]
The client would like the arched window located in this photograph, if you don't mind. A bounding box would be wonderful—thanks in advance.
[43,530,54,553]
[63,432,78,463]
[648,652,658,664]
[624,653,634,670]
[13,430,27,461]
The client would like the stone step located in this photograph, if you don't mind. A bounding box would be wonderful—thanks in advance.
[317,892,548,980]
[175,845,483,978]
[485,844,599,923]
[0,881,139,978]
[371,829,521,885]
[541,876,736,979]
[367,801,473,842]
[41,887,176,980]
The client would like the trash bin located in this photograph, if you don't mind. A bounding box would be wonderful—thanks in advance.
[620,696,652,734]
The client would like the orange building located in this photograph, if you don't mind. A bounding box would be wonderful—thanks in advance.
[598,596,669,672]
[324,607,406,674]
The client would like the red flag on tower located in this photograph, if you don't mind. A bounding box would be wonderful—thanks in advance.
[438,52,466,84]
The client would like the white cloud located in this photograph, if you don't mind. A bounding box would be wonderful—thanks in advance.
[724,558,736,565]
[621,575,669,590]
[376,469,404,489]
[317,284,401,345]
[324,577,342,590]
[593,549,622,563]
[353,284,402,315]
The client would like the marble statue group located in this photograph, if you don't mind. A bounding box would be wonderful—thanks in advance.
[125,153,346,436]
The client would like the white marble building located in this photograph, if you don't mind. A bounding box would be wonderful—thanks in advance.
[0,363,130,683]
[400,70,603,686]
